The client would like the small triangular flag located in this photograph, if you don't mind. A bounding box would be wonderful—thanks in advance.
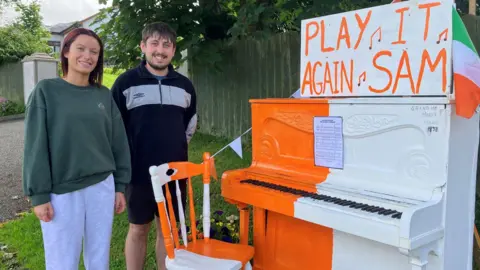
[291,88,302,98]
[229,136,243,159]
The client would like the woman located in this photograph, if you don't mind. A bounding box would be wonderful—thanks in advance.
[22,28,131,270]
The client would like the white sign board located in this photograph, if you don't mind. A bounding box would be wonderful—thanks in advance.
[300,0,452,97]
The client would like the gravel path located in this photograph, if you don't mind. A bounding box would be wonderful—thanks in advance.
[0,119,30,223]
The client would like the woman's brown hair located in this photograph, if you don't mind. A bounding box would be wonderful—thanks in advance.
[61,28,104,87]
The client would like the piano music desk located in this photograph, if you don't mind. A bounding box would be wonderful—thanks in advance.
[221,97,480,270]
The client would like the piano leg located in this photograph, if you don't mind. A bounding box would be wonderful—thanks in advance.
[224,198,251,245]
[410,257,428,270]
[406,242,440,270]
[253,207,267,270]
[238,204,250,245]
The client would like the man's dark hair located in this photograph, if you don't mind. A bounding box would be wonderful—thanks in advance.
[142,22,177,47]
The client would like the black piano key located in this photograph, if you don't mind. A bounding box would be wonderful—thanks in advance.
[351,203,365,209]
[349,203,361,208]
[370,207,386,213]
[334,199,346,205]
[337,200,348,206]
[331,198,343,203]
[326,197,338,203]
[378,209,390,215]
[362,205,375,211]
[392,212,402,219]
[239,179,403,219]
[340,201,354,206]
[381,209,397,215]
[292,190,304,195]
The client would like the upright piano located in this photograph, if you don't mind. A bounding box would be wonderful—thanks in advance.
[221,97,480,270]
[221,1,480,269]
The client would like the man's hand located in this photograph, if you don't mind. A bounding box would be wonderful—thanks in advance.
[115,192,126,214]
[34,202,54,222]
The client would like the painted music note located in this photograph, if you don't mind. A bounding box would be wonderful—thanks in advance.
[369,27,382,49]
[436,28,448,44]
[357,72,366,86]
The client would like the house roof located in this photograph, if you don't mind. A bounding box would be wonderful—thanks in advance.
[46,12,100,35]
[80,12,99,23]
[47,22,77,34]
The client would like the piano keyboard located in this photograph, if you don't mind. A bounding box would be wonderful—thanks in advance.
[240,179,403,219]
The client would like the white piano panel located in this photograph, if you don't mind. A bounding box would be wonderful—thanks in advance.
[441,110,480,270]
[331,231,442,270]
[322,102,451,201]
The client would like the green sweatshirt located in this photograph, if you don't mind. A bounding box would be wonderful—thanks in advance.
[22,78,131,207]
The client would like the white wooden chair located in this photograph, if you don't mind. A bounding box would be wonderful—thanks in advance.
[149,152,254,270]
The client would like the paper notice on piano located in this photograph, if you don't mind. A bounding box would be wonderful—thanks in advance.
[314,116,344,169]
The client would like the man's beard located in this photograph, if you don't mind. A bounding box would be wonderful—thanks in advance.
[146,54,169,71]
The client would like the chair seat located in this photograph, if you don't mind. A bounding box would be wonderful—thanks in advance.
[166,249,243,270]
[185,239,255,265]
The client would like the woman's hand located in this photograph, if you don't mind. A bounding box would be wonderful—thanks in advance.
[34,202,54,222]
[115,192,126,214]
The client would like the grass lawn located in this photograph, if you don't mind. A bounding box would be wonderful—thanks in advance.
[103,72,118,89]
[0,132,252,269]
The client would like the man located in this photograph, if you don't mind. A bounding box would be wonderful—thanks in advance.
[110,22,197,270]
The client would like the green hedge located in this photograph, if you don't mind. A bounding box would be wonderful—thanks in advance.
[0,100,25,117]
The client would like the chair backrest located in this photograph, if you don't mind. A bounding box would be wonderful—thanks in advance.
[148,152,217,259]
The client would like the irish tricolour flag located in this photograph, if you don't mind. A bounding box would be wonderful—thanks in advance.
[453,7,480,118]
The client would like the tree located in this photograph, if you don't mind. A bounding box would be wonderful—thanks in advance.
[0,0,17,9]
[455,0,480,15]
[96,0,473,71]
[0,1,51,64]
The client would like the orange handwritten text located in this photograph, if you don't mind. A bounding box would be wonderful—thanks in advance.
[321,20,334,52]
[368,49,447,94]
[305,21,319,56]
[437,28,448,43]
[392,7,409,45]
[304,10,372,55]
[354,10,372,49]
[301,60,354,95]
[369,50,393,93]
[419,2,441,41]
[416,48,447,93]
[337,17,351,50]
[369,27,382,49]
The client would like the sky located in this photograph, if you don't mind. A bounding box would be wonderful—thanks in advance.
[1,0,112,26]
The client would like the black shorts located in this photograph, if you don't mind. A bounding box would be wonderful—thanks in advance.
[125,179,187,225]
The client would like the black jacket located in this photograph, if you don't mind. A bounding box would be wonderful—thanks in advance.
[111,60,197,185]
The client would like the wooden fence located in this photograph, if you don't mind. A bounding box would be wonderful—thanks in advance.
[0,61,24,103]
[463,14,480,53]
[190,32,301,139]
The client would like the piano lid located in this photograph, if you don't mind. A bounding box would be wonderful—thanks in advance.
[248,97,450,202]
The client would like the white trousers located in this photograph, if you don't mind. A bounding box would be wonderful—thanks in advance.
[40,174,115,270]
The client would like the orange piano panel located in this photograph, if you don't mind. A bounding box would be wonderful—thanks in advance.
[222,98,337,270]
[263,211,333,270]
[249,98,331,189]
